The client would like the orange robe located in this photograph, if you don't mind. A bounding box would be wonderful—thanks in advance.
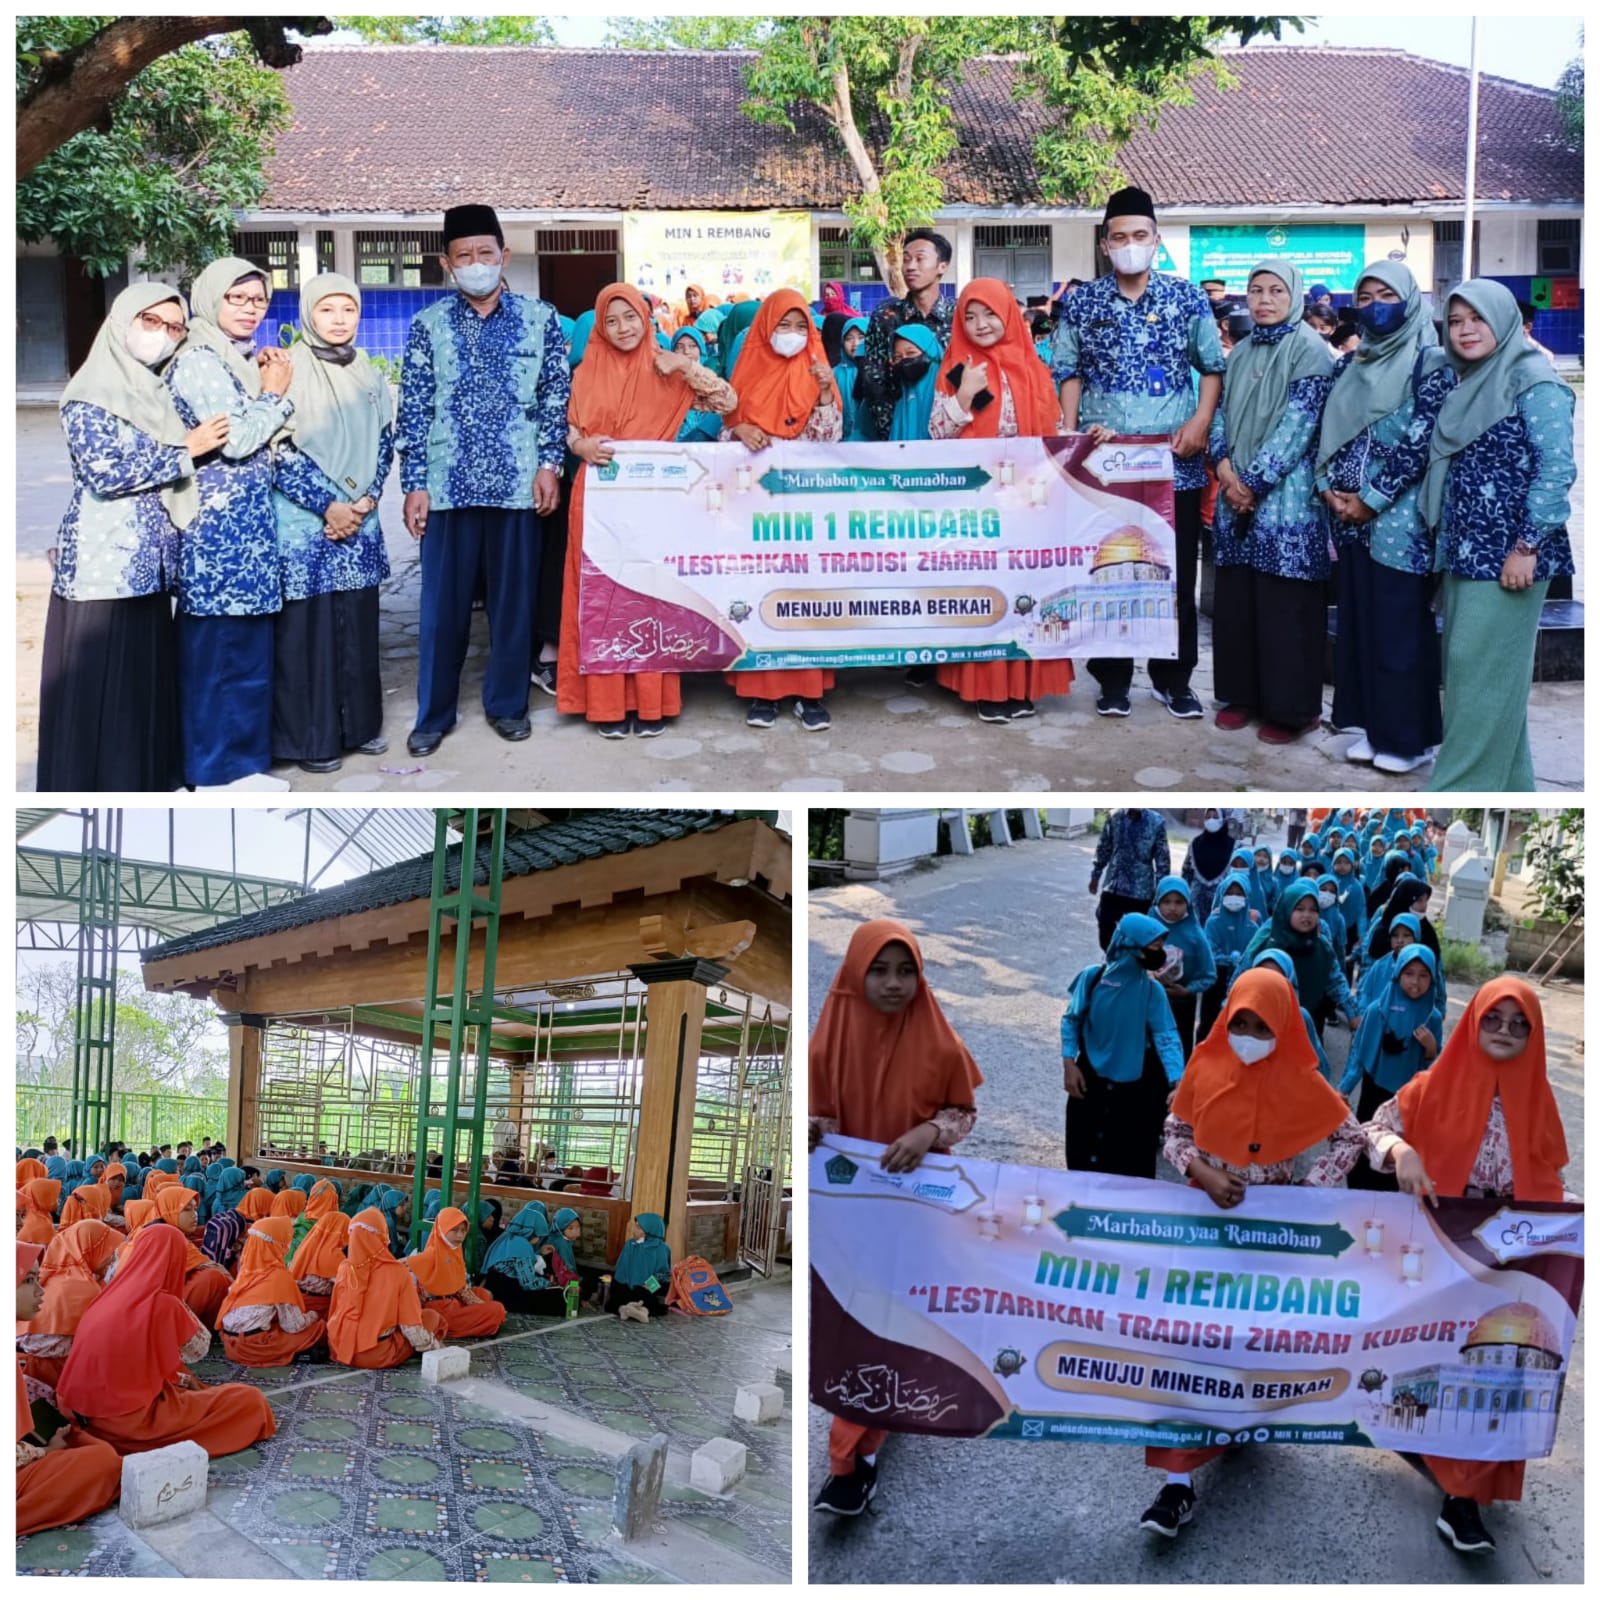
[829,1416,888,1478]
[425,1285,507,1339]
[79,1375,276,1458]
[184,1267,232,1328]
[220,1320,327,1368]
[341,1306,446,1370]
[935,657,1073,706]
[17,1425,125,1537]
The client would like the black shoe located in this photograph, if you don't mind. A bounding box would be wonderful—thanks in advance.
[977,700,1010,724]
[596,720,630,740]
[745,698,778,729]
[1436,1496,1495,1553]
[1009,698,1036,719]
[1138,1482,1195,1538]
[813,1457,876,1517]
[793,698,832,732]
[355,735,389,756]
[297,757,342,774]
[905,665,935,688]
[407,729,444,757]
[1154,685,1204,719]
[490,715,532,742]
[631,715,664,739]
[530,660,558,696]
[1096,692,1132,718]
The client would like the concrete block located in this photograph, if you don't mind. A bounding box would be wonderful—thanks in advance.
[689,1436,747,1493]
[734,1381,784,1424]
[612,1431,668,1540]
[118,1439,207,1529]
[420,1345,470,1385]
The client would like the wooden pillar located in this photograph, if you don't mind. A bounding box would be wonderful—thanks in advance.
[627,957,728,1261]
[227,1020,264,1158]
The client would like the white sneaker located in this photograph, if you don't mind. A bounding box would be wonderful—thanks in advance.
[1344,734,1375,763]
[1373,748,1434,775]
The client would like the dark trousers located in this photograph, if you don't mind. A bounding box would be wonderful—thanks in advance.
[605,1282,667,1316]
[414,507,540,734]
[1167,988,1198,1063]
[1065,1042,1169,1179]
[1089,487,1200,696]
[1286,821,1306,849]
[272,587,383,762]
[537,462,575,649]
[1198,967,1232,1041]
[1096,891,1149,953]
[1213,564,1326,729]
[1331,543,1442,759]
[1346,1074,1400,1192]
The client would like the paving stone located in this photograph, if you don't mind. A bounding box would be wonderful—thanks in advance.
[733,1382,784,1423]
[420,1346,469,1385]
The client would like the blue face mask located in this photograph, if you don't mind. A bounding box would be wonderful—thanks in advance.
[1354,299,1407,338]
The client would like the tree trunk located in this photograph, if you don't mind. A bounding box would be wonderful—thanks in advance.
[17,15,330,178]
[825,60,907,299]
[876,240,907,300]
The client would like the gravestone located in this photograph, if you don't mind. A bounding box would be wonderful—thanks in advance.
[119,1439,207,1529]
[612,1432,668,1540]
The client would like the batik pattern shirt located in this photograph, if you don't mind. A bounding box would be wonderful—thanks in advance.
[1320,359,1455,575]
[396,291,571,509]
[1435,383,1576,581]
[273,425,394,600]
[52,403,189,602]
[1164,1110,1367,1188]
[1364,1092,1577,1201]
[220,1301,320,1335]
[928,372,1063,440]
[1051,272,1227,492]
[1092,810,1171,901]
[1210,362,1335,580]
[165,346,292,617]
[858,291,956,441]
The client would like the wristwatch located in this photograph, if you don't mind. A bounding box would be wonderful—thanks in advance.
[1512,538,1541,557]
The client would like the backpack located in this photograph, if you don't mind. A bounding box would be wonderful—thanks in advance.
[665,1256,733,1316]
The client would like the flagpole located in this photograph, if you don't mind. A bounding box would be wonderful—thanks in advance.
[1462,17,1481,275]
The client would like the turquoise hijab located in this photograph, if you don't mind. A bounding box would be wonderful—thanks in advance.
[291,1173,317,1194]
[1223,258,1333,466]
[613,1213,671,1289]
[1347,944,1439,1092]
[1149,875,1213,989]
[1066,911,1169,1081]
[1357,912,1423,1006]
[889,323,943,442]
[213,1166,248,1216]
[264,1169,286,1192]
[569,310,595,368]
[545,1206,579,1271]
[481,1201,550,1285]
[1361,835,1391,892]
[1206,871,1258,957]
[59,1160,87,1202]
[1226,850,1266,918]
[1240,879,1339,1011]
[374,1186,409,1254]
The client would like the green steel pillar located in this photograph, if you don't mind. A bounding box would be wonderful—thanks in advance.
[409,809,507,1271]
[69,809,123,1157]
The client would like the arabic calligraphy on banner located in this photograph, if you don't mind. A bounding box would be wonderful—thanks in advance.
[575,437,1178,673]
[810,1138,1584,1457]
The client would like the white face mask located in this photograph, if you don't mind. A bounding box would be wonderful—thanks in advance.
[453,261,503,297]
[125,325,178,367]
[1108,241,1158,276]
[1317,891,1337,909]
[1278,863,1295,876]
[1227,1033,1276,1066]
[770,329,808,358]
[1222,895,1247,914]
[1203,817,1223,833]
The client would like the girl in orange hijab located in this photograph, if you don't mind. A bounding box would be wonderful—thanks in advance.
[16,1241,124,1538]
[100,1161,128,1224]
[405,1204,507,1338]
[326,1206,445,1369]
[721,287,845,731]
[1363,976,1571,1553]
[59,1181,110,1228]
[149,1183,233,1328]
[809,917,983,1519]
[112,1197,157,1270]
[269,1187,306,1220]
[1138,966,1366,1540]
[17,1179,59,1246]
[289,1199,350,1317]
[19,1219,121,1388]
[559,281,738,734]
[55,1226,276,1458]
[928,278,1073,721]
[217,1215,326,1367]
[16,1157,47,1186]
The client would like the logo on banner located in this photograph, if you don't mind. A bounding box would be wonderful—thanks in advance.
[825,1153,859,1186]
[1474,1208,1585,1264]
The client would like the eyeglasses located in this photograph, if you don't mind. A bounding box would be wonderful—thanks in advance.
[1479,1013,1532,1038]
[134,310,186,336]
[222,292,270,310]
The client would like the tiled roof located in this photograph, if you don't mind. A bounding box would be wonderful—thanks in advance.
[142,810,731,962]
[260,45,1581,215]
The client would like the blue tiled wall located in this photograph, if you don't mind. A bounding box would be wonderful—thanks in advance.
[1483,273,1583,359]
[262,286,455,363]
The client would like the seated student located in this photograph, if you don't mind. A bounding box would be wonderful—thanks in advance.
[108,1198,157,1277]
[326,1206,445,1370]
[55,1227,276,1457]
[1363,977,1575,1554]
[1202,871,1260,1037]
[58,1182,111,1230]
[1141,967,1367,1539]
[18,1180,60,1247]
[100,1162,129,1224]
[149,1184,233,1328]
[1246,950,1333,1081]
[217,1215,327,1367]
[373,1185,412,1257]
[290,1177,341,1256]
[16,1155,48,1186]
[1148,876,1218,1059]
[16,1243,125,1538]
[19,1220,121,1389]
[606,1212,671,1323]
[288,1201,349,1318]
[199,1166,253,1271]
[270,1187,307,1222]
[57,1160,88,1211]
[1061,912,1186,1179]
[263,1169,287,1195]
[479,1202,565,1314]
[406,1203,508,1337]
[540,1207,604,1307]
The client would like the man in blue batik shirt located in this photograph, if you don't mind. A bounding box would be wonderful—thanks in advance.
[397,203,571,757]
[1053,186,1226,722]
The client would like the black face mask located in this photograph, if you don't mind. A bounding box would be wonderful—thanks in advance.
[1138,947,1167,971]
[893,355,931,385]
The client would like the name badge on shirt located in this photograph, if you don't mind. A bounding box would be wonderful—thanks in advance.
[1145,364,1168,398]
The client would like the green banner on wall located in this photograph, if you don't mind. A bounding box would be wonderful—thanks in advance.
[1190,224,1368,294]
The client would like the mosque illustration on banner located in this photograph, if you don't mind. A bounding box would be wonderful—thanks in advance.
[1026,525,1174,651]
[1374,1301,1566,1453]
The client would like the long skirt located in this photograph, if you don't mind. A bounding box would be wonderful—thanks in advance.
[725,667,836,701]
[1213,564,1326,729]
[184,1267,232,1329]
[1431,575,1548,792]
[79,1376,276,1458]
[1345,1074,1401,1192]
[220,1318,328,1367]
[605,1281,667,1317]
[271,587,384,761]
[1064,1041,1169,1180]
[557,470,681,723]
[936,658,1073,705]
[336,1307,446,1370]
[1148,1443,1228,1472]
[424,1286,507,1339]
[17,1427,125,1536]
[1424,1455,1525,1505]
[21,1353,68,1390]
[829,1415,888,1478]
[177,611,274,786]
[37,590,181,793]
[484,1274,570,1316]
[1331,543,1442,759]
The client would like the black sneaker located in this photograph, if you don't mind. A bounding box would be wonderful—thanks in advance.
[631,715,664,739]
[1096,692,1132,718]
[1436,1496,1495,1553]
[596,720,630,739]
[1154,686,1204,719]
[977,700,1010,723]
[531,660,558,696]
[296,757,342,774]
[745,698,778,729]
[905,665,935,688]
[793,698,832,732]
[1009,698,1036,719]
[813,1457,876,1517]
[1138,1482,1195,1538]
[355,735,389,756]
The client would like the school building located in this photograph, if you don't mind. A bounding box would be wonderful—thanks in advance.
[16,44,1584,380]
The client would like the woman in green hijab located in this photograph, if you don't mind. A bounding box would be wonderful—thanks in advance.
[271,273,394,773]
[39,282,216,792]
[1419,279,1575,791]
[1209,259,1334,745]
[1316,261,1452,777]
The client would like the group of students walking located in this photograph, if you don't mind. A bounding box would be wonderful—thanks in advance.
[15,1152,672,1537]
[808,814,1573,1557]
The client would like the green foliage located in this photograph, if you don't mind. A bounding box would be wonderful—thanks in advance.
[1439,937,1503,986]
[1523,808,1583,924]
[809,809,846,862]
[1556,30,1583,144]
[337,15,555,46]
[16,24,291,277]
